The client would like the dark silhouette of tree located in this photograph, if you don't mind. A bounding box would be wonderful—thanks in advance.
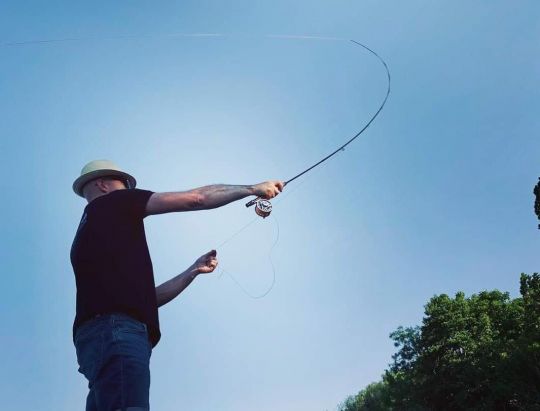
[534,177,540,229]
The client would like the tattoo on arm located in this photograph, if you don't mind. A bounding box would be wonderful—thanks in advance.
[193,184,253,209]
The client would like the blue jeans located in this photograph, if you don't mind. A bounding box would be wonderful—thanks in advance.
[74,313,152,411]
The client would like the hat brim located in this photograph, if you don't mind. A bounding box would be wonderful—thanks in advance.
[73,169,137,197]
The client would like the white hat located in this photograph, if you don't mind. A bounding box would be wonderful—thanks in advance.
[73,159,136,197]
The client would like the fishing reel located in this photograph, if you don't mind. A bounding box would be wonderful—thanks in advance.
[245,198,273,218]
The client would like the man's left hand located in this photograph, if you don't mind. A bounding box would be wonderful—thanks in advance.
[193,250,218,274]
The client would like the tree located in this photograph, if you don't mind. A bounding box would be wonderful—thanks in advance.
[407,290,525,410]
[512,273,540,407]
[339,274,540,411]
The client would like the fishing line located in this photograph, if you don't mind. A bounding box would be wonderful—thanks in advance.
[216,214,280,299]
[0,33,344,48]
[214,168,320,298]
[213,165,322,299]
[0,32,224,47]
[215,165,317,250]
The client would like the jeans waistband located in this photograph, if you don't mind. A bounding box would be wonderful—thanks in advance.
[78,312,147,332]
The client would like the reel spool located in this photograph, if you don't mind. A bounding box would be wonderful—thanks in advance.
[254,199,272,218]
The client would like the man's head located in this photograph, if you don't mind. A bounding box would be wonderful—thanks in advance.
[81,176,128,201]
[73,160,136,202]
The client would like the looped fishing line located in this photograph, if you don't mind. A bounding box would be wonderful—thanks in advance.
[215,214,280,299]
[213,169,321,299]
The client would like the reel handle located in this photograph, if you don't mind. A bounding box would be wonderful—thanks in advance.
[245,197,259,208]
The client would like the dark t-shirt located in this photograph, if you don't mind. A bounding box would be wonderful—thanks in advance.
[70,188,161,347]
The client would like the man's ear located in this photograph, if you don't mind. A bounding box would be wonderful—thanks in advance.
[95,178,110,193]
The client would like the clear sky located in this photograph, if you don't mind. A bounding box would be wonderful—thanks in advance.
[1,1,539,410]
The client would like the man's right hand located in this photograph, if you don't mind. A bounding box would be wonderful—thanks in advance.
[252,181,285,200]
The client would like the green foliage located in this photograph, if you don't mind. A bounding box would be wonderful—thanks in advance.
[339,274,540,411]
[338,381,392,411]
[515,273,540,406]
[406,290,526,410]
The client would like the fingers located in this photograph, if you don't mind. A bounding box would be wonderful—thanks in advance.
[201,258,218,273]
[260,181,285,199]
[198,249,218,274]
[206,255,218,266]
[269,181,284,198]
[205,250,217,262]
[194,249,219,274]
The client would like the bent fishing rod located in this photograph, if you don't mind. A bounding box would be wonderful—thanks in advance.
[245,39,391,218]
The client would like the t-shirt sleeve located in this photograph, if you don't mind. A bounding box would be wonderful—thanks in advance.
[119,189,154,219]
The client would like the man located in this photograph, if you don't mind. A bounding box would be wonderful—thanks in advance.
[71,159,284,411]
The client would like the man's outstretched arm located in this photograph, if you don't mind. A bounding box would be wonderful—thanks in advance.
[156,250,218,308]
[146,181,283,215]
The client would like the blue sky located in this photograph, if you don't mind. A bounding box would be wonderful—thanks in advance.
[1,2,539,410]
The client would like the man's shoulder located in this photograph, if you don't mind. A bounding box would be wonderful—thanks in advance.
[87,189,153,213]
[115,189,155,218]
[113,188,154,200]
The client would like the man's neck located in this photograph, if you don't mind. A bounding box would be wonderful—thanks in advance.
[86,188,125,204]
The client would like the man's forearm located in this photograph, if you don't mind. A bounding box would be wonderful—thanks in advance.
[146,181,283,215]
[193,184,254,210]
[155,266,199,307]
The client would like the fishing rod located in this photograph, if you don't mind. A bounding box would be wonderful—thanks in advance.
[3,32,391,222]
[245,39,391,218]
